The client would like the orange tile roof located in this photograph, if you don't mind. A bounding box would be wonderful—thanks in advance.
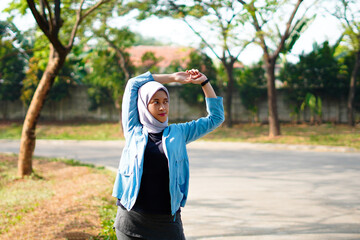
[127,46,195,68]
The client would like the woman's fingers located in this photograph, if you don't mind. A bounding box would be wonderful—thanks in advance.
[187,69,201,79]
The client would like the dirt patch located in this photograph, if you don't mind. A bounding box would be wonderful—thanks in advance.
[0,154,115,240]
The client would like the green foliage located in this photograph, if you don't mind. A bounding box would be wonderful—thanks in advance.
[133,33,164,46]
[4,0,119,109]
[0,20,28,102]
[20,54,79,106]
[83,44,132,111]
[236,61,267,121]
[281,16,316,54]
[138,51,162,73]
[300,93,322,124]
[0,40,25,101]
[332,0,360,52]
[280,41,346,120]
[3,0,28,15]
[83,27,136,111]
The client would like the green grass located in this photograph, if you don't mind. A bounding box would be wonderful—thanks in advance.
[1,121,359,149]
[0,122,122,140]
[42,156,105,170]
[201,123,360,149]
[94,198,117,240]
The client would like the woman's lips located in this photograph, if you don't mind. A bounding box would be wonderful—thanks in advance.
[158,113,166,116]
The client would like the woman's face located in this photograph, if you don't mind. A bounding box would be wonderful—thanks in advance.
[147,90,169,123]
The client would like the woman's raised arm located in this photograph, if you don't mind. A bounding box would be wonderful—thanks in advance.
[121,72,153,135]
[175,69,225,144]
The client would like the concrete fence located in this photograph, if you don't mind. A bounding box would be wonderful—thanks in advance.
[0,85,358,123]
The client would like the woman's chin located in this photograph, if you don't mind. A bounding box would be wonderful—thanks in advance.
[157,117,168,123]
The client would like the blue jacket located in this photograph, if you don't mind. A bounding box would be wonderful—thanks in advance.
[112,72,225,215]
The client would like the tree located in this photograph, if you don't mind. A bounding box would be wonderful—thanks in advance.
[331,0,360,126]
[6,0,110,177]
[238,0,314,136]
[130,0,252,127]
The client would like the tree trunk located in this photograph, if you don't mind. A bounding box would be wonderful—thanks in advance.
[224,62,234,128]
[18,45,66,177]
[265,59,281,137]
[347,50,360,127]
[114,96,124,135]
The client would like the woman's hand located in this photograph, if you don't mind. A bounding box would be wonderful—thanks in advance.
[155,69,216,98]
[172,72,192,84]
[186,69,207,85]
[172,69,207,85]
[187,69,216,98]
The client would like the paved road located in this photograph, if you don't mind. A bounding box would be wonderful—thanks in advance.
[1,140,360,240]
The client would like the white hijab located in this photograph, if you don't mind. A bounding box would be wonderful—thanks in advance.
[137,81,170,133]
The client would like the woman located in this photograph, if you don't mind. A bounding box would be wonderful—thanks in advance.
[113,69,225,240]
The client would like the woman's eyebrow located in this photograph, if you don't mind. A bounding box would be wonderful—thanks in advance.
[151,97,168,101]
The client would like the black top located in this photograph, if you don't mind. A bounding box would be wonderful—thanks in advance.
[132,131,171,214]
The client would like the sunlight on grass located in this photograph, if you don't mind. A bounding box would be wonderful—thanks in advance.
[0,155,53,234]
[203,123,360,149]
[0,123,22,139]
[0,154,117,237]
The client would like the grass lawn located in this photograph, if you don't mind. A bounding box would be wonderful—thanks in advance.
[0,121,359,149]
[207,123,360,150]
[0,153,117,239]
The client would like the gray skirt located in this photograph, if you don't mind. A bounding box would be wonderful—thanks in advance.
[114,205,186,240]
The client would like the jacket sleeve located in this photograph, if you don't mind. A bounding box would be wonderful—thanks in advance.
[122,72,154,136]
[178,97,225,144]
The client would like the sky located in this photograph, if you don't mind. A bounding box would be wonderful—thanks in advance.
[0,0,343,65]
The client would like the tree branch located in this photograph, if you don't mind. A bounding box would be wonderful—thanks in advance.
[42,0,54,33]
[67,0,108,50]
[0,47,44,62]
[234,38,254,60]
[212,6,231,58]
[273,0,303,59]
[27,0,67,54]
[67,0,85,50]
[39,0,49,27]
[168,0,221,60]
[54,0,62,33]
[182,17,221,60]
[27,0,50,36]
[238,1,270,59]
[101,33,131,80]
